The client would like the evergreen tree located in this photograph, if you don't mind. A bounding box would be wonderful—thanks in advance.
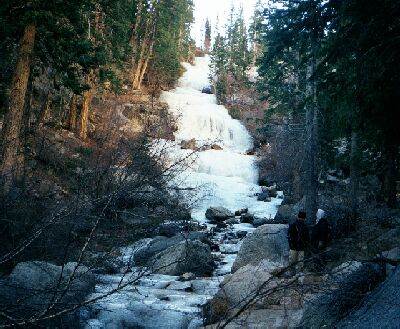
[204,18,212,53]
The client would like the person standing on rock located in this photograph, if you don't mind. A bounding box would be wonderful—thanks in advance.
[287,211,310,275]
[311,209,331,271]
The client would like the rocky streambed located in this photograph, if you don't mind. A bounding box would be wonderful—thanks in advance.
[81,194,285,328]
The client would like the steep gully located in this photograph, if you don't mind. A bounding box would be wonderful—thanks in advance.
[83,57,282,328]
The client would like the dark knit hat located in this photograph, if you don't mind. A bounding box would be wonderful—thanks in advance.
[298,211,306,219]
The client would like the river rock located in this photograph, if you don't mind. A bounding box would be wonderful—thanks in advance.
[267,186,278,198]
[148,240,213,276]
[257,191,270,201]
[133,233,208,266]
[232,224,289,272]
[236,231,248,239]
[253,217,270,227]
[235,208,248,216]
[240,213,254,224]
[226,218,239,225]
[211,144,223,150]
[180,138,197,150]
[205,207,234,222]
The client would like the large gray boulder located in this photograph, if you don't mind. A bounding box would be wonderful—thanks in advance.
[337,267,400,328]
[300,261,383,328]
[205,207,234,222]
[232,224,289,272]
[148,240,213,276]
[216,260,280,306]
[0,261,95,326]
[133,232,208,266]
[203,260,302,327]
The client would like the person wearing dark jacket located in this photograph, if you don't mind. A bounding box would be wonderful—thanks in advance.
[288,211,310,274]
[311,209,331,271]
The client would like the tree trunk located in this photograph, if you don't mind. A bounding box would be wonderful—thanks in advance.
[350,131,360,218]
[383,141,397,208]
[36,90,51,128]
[0,23,36,189]
[130,0,144,85]
[79,91,91,139]
[305,41,318,226]
[137,37,155,90]
[68,94,77,131]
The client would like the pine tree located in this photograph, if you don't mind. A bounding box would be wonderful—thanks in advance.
[204,18,212,53]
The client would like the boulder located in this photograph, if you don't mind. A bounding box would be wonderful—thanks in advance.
[180,138,197,150]
[158,222,180,237]
[216,260,280,306]
[267,186,278,198]
[253,217,269,227]
[226,218,239,225]
[205,207,234,222]
[274,204,295,223]
[257,191,270,201]
[240,213,254,224]
[148,240,213,276]
[232,224,289,272]
[203,260,288,325]
[0,261,95,325]
[211,144,223,150]
[133,232,208,266]
[337,267,400,329]
[236,231,248,239]
[234,208,248,216]
[202,86,213,94]
[300,261,383,328]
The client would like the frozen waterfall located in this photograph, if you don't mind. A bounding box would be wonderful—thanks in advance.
[161,56,280,222]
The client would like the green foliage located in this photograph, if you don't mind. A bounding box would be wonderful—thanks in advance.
[209,5,251,104]
[147,0,194,88]
[257,0,400,205]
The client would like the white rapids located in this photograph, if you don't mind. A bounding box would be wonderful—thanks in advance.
[82,57,282,329]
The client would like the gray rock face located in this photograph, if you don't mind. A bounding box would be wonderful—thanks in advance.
[232,224,289,273]
[205,207,234,222]
[0,261,95,325]
[300,261,383,328]
[148,240,213,276]
[337,267,400,329]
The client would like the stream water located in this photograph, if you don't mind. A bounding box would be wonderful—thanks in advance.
[83,57,281,328]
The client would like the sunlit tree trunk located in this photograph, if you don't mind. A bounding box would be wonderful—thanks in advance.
[130,0,144,86]
[68,94,77,130]
[79,90,92,139]
[1,23,36,190]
